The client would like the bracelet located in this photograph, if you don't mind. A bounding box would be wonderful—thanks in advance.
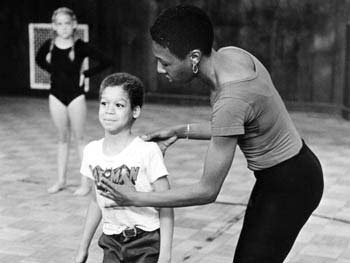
[186,124,190,139]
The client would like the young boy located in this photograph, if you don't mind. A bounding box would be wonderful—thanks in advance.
[75,72,174,263]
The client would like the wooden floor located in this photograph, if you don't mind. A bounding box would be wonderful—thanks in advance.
[1,96,350,263]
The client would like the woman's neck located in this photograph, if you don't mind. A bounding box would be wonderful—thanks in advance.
[198,48,256,90]
[197,50,221,91]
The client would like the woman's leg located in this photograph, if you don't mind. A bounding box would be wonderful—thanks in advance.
[67,94,91,196]
[233,144,323,263]
[48,95,70,193]
[233,184,312,263]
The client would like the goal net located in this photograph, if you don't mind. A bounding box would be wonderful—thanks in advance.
[28,23,89,90]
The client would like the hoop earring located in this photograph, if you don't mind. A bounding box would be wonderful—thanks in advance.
[192,63,199,74]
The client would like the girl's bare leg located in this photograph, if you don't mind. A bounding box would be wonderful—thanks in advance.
[68,95,91,196]
[48,95,70,194]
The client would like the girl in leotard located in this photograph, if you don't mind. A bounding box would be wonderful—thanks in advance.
[36,7,113,195]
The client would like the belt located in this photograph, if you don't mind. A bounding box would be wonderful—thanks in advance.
[120,226,145,242]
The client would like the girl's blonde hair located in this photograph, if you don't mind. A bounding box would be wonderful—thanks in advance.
[46,7,77,63]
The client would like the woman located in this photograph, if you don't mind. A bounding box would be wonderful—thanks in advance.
[99,5,323,263]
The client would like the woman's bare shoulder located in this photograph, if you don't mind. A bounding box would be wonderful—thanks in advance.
[216,47,256,82]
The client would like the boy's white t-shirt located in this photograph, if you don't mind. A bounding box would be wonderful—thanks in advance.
[80,136,169,235]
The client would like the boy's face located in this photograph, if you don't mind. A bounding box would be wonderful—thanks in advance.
[99,86,140,134]
[152,41,194,84]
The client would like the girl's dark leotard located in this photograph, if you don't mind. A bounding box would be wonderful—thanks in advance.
[36,39,114,106]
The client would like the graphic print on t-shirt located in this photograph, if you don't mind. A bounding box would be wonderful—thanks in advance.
[91,164,139,187]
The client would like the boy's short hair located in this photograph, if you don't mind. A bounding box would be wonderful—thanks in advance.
[150,5,214,60]
[99,72,144,108]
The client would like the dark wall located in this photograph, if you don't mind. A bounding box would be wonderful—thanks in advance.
[165,0,348,109]
[0,0,349,114]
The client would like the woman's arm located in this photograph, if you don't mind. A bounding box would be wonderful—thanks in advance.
[75,186,102,263]
[189,122,212,139]
[142,122,212,154]
[143,122,212,141]
[153,177,174,263]
[174,122,212,140]
[100,135,237,207]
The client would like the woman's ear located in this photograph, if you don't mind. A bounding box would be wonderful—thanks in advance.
[189,49,202,65]
[133,106,141,119]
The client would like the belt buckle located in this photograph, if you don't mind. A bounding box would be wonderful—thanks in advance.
[122,227,137,241]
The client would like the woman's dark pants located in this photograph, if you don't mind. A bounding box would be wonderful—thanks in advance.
[233,142,324,263]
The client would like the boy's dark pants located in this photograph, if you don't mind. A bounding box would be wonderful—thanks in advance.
[98,229,160,263]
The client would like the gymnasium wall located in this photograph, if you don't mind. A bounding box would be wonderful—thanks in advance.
[0,0,349,115]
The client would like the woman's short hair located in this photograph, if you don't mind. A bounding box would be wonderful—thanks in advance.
[99,72,144,108]
[150,5,214,60]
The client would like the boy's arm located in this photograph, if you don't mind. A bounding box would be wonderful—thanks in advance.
[153,176,174,263]
[75,185,102,263]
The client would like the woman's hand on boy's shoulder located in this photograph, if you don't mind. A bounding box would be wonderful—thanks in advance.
[155,135,177,155]
[141,128,178,155]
